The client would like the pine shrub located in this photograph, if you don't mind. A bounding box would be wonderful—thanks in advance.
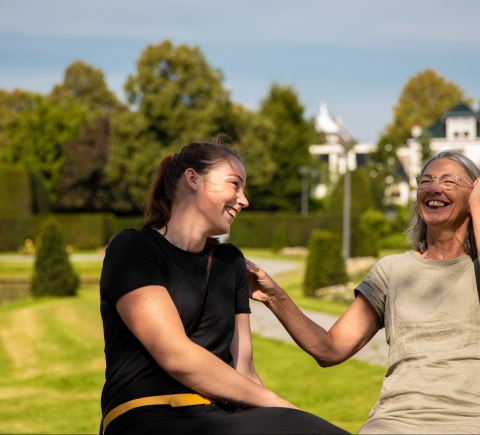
[31,217,79,297]
[303,230,348,297]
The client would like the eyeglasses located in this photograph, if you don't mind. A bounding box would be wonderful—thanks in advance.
[415,173,472,191]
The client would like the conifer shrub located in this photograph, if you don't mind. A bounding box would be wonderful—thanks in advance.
[271,225,288,253]
[31,217,79,297]
[303,230,348,297]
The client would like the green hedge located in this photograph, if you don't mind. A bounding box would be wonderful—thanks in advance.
[228,213,338,248]
[0,213,116,251]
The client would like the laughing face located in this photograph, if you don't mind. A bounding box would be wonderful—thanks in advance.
[417,158,473,231]
[199,157,249,235]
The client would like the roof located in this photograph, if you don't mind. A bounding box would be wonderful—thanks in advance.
[427,102,480,138]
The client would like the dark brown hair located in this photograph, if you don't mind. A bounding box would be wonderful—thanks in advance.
[141,138,242,248]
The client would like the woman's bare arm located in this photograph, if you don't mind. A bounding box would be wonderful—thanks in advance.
[229,313,263,386]
[116,285,294,408]
[246,259,380,367]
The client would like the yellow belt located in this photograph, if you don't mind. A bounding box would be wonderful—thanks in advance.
[102,393,216,432]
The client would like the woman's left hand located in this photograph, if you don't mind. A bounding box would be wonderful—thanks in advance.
[245,258,282,304]
[469,178,480,214]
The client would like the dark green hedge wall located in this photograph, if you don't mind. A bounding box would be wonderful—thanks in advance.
[0,213,116,251]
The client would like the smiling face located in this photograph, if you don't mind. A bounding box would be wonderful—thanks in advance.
[198,157,249,235]
[417,158,472,232]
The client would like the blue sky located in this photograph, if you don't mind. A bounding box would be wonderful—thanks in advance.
[1,0,479,142]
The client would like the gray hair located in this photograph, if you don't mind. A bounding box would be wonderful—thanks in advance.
[405,150,480,259]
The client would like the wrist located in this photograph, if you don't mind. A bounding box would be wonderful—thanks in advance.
[263,284,286,309]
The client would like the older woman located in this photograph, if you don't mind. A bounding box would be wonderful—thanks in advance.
[247,150,480,434]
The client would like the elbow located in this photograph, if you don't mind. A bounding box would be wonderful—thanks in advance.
[316,358,341,368]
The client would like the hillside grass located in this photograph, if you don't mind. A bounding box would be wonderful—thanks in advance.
[0,284,384,433]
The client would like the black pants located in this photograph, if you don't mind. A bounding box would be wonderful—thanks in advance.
[106,403,350,434]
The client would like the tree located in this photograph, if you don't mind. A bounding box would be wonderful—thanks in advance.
[50,60,119,114]
[105,108,164,213]
[371,69,467,174]
[255,84,315,211]
[31,217,79,297]
[55,117,111,211]
[232,104,277,210]
[124,40,235,150]
[0,89,36,154]
[3,95,87,202]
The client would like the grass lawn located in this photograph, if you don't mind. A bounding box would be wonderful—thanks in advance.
[0,284,384,434]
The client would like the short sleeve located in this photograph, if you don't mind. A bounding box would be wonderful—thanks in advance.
[355,256,394,329]
[234,249,251,315]
[100,229,165,305]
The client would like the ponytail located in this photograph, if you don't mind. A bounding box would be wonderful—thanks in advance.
[141,154,175,231]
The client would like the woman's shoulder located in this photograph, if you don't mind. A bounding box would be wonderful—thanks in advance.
[214,242,245,262]
[106,228,157,253]
[369,251,411,274]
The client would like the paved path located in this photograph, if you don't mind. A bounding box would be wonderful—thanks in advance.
[248,257,389,367]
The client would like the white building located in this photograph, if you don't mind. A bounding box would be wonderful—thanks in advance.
[309,103,375,197]
[309,101,480,205]
[399,102,480,197]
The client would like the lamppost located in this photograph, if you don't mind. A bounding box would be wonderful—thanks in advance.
[342,142,355,261]
[298,165,311,216]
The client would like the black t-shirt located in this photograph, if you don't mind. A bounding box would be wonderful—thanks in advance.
[100,228,251,411]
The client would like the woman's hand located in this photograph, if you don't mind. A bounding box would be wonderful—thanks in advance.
[245,258,283,304]
[469,178,480,213]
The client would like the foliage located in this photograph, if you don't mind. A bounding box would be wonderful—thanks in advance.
[418,129,433,165]
[324,167,384,257]
[50,60,119,114]
[105,108,164,213]
[0,165,32,218]
[271,225,288,253]
[3,95,88,202]
[304,230,348,297]
[0,88,36,154]
[370,69,467,178]
[124,40,235,150]
[228,213,332,248]
[55,117,111,211]
[31,217,79,297]
[358,208,390,257]
[256,84,315,211]
[379,233,410,250]
[232,104,277,209]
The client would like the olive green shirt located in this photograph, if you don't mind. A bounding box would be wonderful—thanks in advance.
[357,251,480,434]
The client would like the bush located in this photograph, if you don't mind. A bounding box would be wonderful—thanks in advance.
[323,168,384,257]
[31,217,79,297]
[379,232,410,250]
[303,230,348,297]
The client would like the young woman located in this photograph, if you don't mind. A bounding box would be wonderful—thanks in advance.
[99,140,347,434]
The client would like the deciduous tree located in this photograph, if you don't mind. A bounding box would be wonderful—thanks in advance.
[50,60,119,114]
[4,96,87,202]
[124,40,235,150]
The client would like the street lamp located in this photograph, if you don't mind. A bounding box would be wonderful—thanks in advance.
[298,165,311,216]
